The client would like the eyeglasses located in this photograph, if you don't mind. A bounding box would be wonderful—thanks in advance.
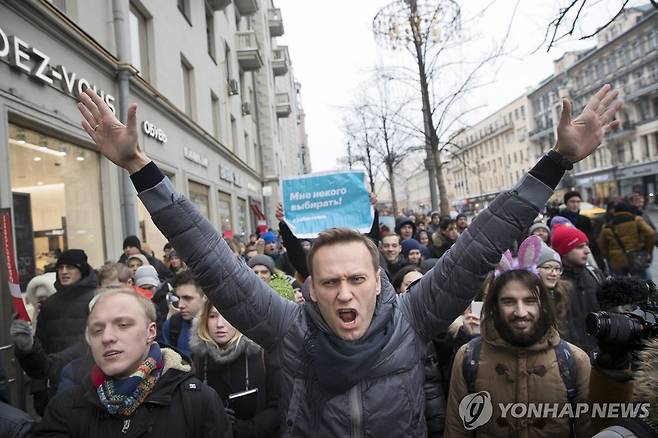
[538,266,563,274]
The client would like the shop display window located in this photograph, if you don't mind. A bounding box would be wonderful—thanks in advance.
[9,123,104,285]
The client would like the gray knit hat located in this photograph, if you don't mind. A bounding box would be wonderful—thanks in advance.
[537,243,562,268]
[529,222,550,236]
[247,254,275,274]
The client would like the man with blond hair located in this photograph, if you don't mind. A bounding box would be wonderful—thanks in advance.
[32,289,230,437]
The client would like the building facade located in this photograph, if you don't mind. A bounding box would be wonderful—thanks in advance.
[527,5,658,204]
[0,0,308,284]
[445,94,531,212]
[436,5,658,212]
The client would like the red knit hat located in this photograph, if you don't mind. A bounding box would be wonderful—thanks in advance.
[550,224,589,256]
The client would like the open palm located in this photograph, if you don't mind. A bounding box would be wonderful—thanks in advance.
[77,88,147,173]
[556,84,623,162]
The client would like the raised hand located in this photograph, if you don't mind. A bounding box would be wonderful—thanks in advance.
[275,202,284,222]
[555,84,623,162]
[77,88,150,174]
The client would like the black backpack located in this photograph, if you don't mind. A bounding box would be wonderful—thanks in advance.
[167,313,183,347]
[462,336,578,437]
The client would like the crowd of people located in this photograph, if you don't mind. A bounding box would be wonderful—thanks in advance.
[1,85,657,437]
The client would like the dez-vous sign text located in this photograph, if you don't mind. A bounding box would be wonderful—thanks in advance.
[0,25,116,113]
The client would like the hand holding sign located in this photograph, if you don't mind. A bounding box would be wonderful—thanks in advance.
[281,171,374,238]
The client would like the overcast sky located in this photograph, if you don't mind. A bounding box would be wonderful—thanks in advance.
[275,0,645,172]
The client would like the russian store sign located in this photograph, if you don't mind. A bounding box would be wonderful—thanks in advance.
[0,25,116,113]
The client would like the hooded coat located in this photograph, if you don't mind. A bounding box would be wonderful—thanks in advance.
[31,347,231,438]
[135,166,551,437]
[189,318,280,438]
[445,318,591,438]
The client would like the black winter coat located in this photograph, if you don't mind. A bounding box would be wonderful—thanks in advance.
[562,265,602,359]
[35,271,98,355]
[191,333,279,438]
[31,359,231,438]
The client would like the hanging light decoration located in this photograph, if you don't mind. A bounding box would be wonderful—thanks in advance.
[373,0,461,51]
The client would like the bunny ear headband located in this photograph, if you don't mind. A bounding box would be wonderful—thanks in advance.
[494,235,542,278]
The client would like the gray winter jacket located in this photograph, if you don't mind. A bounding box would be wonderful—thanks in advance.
[137,171,552,437]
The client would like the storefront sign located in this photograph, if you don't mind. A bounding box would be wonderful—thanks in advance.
[0,209,30,321]
[219,164,244,188]
[281,171,373,238]
[0,25,116,112]
[183,147,208,167]
[616,161,658,180]
[574,172,614,186]
[219,165,233,183]
[142,120,167,143]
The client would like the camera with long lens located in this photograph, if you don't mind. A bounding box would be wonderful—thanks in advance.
[586,308,658,346]
[586,277,658,348]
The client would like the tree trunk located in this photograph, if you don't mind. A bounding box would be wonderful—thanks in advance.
[432,150,451,216]
[408,0,440,213]
[387,163,398,215]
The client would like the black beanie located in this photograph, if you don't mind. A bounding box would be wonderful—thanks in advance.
[56,249,90,277]
[123,235,141,250]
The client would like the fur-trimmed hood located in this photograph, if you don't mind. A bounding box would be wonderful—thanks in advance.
[634,337,658,420]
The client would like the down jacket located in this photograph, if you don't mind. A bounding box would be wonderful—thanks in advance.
[445,319,592,438]
[137,167,552,437]
[597,212,656,273]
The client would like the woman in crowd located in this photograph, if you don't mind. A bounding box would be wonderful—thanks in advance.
[536,243,572,341]
[190,301,279,438]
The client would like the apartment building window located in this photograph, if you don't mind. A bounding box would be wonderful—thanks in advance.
[616,144,625,163]
[211,92,220,139]
[225,43,232,83]
[178,0,191,24]
[129,3,150,81]
[244,132,250,165]
[643,136,650,159]
[205,4,216,61]
[181,55,195,119]
[230,115,237,152]
[654,133,658,156]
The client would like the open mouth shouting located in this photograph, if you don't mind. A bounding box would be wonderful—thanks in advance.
[337,308,358,330]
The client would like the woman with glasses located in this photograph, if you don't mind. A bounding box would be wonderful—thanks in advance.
[536,243,573,342]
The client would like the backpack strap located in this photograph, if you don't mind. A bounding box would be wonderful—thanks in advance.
[462,337,482,394]
[180,376,204,438]
[554,339,578,438]
[168,313,182,347]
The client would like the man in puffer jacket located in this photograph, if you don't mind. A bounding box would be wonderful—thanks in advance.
[77,84,622,436]
[13,249,98,415]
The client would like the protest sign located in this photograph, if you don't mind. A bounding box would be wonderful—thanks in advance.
[281,171,373,238]
[0,209,30,321]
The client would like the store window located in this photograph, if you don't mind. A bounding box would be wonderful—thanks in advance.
[188,181,210,219]
[237,197,248,238]
[218,191,233,234]
[9,123,104,280]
